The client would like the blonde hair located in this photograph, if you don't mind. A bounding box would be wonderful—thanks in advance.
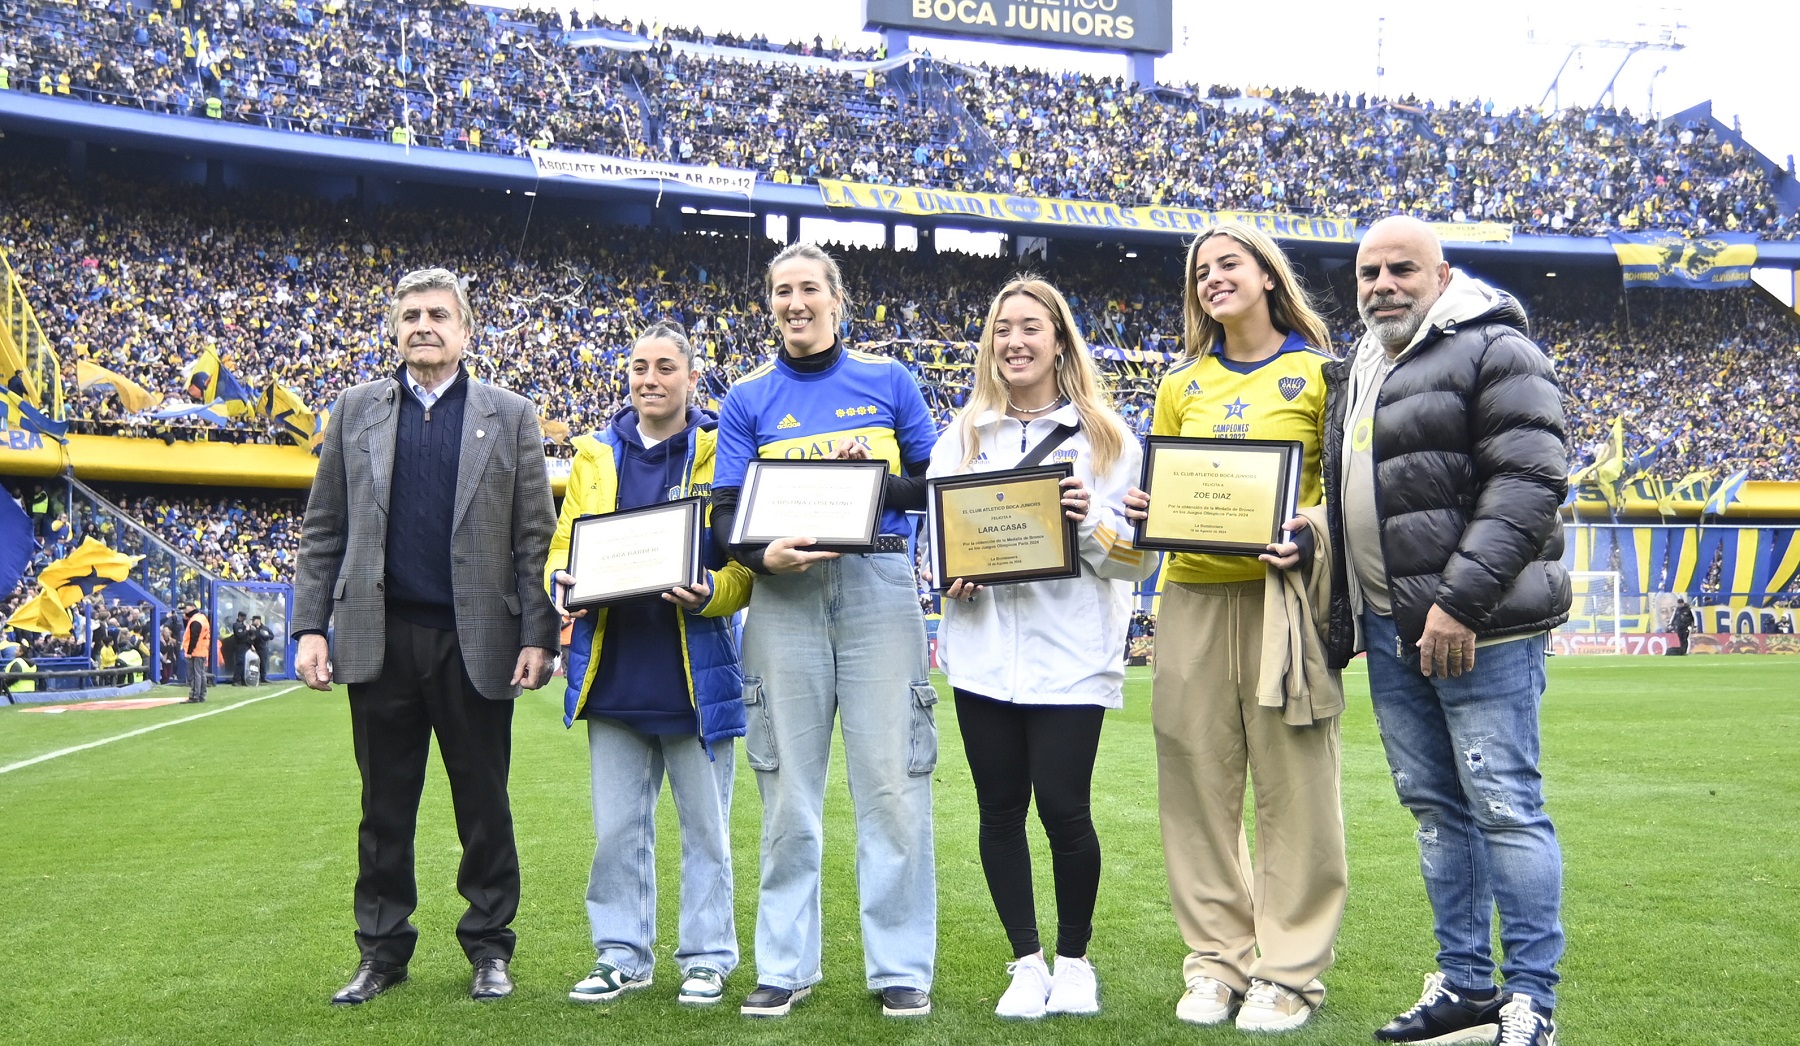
[956,276,1131,476]
[1181,225,1331,357]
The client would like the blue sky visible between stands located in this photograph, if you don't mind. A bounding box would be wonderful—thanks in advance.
[570,0,1800,176]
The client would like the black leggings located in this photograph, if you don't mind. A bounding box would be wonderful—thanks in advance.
[955,689,1106,959]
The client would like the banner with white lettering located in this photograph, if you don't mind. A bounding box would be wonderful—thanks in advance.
[865,0,1173,55]
[528,149,757,197]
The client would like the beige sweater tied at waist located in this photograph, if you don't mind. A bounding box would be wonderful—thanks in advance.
[1255,503,1344,726]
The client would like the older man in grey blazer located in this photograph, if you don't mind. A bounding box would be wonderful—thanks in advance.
[294,267,559,1006]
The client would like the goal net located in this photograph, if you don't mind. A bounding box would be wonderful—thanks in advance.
[1555,571,1624,654]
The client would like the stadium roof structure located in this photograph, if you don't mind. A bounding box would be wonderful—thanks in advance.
[5,90,1799,270]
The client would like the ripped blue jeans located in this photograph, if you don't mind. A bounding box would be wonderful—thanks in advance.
[1362,611,1564,1009]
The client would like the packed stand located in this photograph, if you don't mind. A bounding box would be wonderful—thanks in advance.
[1548,288,1799,482]
[97,488,307,583]
[4,172,1799,480]
[2,0,1793,235]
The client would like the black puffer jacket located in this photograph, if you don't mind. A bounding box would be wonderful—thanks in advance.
[1321,284,1571,668]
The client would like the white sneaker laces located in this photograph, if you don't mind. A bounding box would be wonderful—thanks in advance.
[1244,980,1285,1007]
[1497,996,1544,1046]
[1398,972,1452,1020]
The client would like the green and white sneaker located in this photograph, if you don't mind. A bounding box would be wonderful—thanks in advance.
[568,961,652,1003]
[678,967,727,1006]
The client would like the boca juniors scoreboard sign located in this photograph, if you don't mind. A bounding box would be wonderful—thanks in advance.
[865,0,1172,54]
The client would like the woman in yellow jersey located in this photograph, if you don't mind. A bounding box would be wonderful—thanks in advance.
[1123,225,1347,1032]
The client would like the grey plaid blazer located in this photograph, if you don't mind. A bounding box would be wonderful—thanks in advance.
[293,373,560,701]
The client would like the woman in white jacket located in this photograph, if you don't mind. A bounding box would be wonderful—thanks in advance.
[928,276,1156,1020]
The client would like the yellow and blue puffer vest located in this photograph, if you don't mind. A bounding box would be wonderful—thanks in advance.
[546,416,753,751]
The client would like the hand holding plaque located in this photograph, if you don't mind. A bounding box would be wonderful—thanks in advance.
[564,497,707,611]
[1135,437,1303,556]
[927,464,1081,588]
[729,458,888,555]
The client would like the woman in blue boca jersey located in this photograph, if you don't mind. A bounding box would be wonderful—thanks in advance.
[546,321,755,1010]
[708,243,942,1020]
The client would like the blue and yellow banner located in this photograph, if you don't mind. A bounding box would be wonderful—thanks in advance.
[819,180,1514,244]
[1608,231,1758,289]
[820,180,1360,243]
[1564,524,1800,617]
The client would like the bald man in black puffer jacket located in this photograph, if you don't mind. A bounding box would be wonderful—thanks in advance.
[1276,217,1571,1046]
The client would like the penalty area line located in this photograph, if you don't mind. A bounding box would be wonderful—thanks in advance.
[0,685,305,775]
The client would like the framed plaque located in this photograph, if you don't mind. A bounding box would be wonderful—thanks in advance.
[729,458,888,554]
[927,464,1080,588]
[564,497,706,611]
[1136,436,1303,556]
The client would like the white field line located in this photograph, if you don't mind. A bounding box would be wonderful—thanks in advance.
[0,685,304,775]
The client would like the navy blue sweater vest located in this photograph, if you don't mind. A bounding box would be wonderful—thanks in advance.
[385,371,468,631]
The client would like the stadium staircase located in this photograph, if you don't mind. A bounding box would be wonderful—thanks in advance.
[891,60,1001,178]
[0,247,63,420]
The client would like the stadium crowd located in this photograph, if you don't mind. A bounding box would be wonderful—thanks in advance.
[5,170,1797,481]
[1,0,1793,236]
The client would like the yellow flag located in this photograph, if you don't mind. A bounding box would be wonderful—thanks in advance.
[76,359,164,413]
[7,587,73,635]
[37,536,143,591]
[259,383,315,446]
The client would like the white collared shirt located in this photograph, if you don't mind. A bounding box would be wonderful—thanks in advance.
[405,370,456,410]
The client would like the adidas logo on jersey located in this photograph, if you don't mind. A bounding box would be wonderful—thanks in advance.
[777,413,800,429]
[1185,379,1203,395]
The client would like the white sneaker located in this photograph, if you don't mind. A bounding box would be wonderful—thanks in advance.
[1176,974,1237,1025]
[1046,954,1099,1015]
[1235,978,1313,1032]
[994,952,1052,1019]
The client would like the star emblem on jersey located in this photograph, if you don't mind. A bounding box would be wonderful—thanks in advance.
[1224,398,1249,419]
[1278,376,1306,401]
[777,413,800,430]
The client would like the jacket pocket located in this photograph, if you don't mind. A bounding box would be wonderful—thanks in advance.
[742,677,777,772]
[907,682,938,776]
[503,593,522,616]
[332,578,347,600]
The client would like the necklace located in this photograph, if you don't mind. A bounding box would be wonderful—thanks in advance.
[1007,395,1063,415]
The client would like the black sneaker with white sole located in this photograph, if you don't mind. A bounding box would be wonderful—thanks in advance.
[741,984,810,1017]
[1495,994,1556,1046]
[880,986,931,1017]
[1374,972,1503,1044]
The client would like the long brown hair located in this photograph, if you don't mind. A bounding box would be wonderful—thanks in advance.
[1181,225,1331,357]
[956,276,1130,475]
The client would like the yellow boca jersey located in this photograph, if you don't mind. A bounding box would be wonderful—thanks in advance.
[1153,332,1332,584]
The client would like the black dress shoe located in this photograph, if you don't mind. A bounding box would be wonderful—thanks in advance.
[471,957,514,1000]
[331,960,407,1005]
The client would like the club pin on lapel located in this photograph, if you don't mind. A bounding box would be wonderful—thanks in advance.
[476,429,486,439]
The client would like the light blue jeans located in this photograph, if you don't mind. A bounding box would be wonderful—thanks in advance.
[740,551,937,992]
[1362,611,1564,1008]
[585,717,737,979]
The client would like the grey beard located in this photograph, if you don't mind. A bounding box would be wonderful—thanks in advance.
[1363,312,1423,351]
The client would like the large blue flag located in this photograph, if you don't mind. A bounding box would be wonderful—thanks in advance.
[0,492,35,599]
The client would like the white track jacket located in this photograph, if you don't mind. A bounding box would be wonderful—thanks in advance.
[928,404,1157,707]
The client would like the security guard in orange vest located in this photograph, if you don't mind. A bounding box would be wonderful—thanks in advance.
[181,603,211,703]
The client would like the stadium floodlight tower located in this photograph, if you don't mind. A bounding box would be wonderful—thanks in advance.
[1535,13,1686,113]
[864,0,1173,86]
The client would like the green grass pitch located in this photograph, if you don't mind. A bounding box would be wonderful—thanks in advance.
[3,657,1796,1044]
